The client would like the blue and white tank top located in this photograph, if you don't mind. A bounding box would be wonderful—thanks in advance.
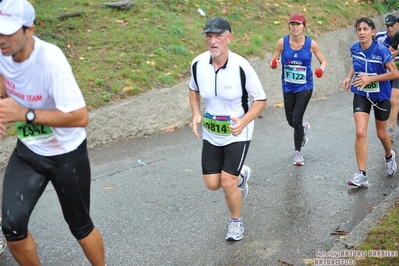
[281,35,313,93]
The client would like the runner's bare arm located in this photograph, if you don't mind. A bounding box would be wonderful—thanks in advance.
[270,38,283,67]
[240,100,267,126]
[230,100,267,136]
[189,89,202,138]
[0,76,7,99]
[342,67,355,90]
[28,107,88,127]
[311,40,327,70]
[353,61,399,89]
[389,45,399,57]
[0,98,88,127]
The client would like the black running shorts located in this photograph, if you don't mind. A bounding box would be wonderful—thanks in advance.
[391,78,399,89]
[353,93,391,121]
[201,140,250,176]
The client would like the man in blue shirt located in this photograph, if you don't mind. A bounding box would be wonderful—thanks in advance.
[375,14,399,142]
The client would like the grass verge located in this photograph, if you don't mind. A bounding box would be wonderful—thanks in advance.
[350,201,399,265]
[30,0,381,109]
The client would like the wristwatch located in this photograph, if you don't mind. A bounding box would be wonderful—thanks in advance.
[26,108,35,124]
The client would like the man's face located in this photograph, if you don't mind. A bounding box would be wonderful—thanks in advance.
[386,22,399,38]
[0,26,33,62]
[205,31,232,59]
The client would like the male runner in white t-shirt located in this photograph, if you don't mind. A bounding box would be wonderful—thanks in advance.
[0,0,105,265]
[189,17,267,241]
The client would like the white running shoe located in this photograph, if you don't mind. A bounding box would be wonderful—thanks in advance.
[294,150,304,166]
[302,122,310,147]
[238,165,251,199]
[225,218,244,241]
[348,171,368,187]
[386,150,397,176]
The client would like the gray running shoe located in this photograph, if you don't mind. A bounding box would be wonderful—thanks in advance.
[225,218,244,241]
[0,217,7,254]
[294,150,304,166]
[386,150,397,176]
[238,165,251,199]
[348,171,368,187]
[302,122,310,147]
[388,128,394,143]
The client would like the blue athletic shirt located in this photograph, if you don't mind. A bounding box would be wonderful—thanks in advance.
[281,35,313,94]
[375,30,391,48]
[349,40,393,101]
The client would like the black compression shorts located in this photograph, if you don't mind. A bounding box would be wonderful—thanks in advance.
[201,140,250,176]
[353,93,391,121]
[1,139,94,241]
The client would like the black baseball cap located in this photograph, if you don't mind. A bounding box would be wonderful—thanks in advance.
[202,17,231,34]
[385,14,398,26]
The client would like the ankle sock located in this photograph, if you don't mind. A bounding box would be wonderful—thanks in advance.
[359,170,366,176]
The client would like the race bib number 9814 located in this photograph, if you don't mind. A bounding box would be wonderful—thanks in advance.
[202,113,231,135]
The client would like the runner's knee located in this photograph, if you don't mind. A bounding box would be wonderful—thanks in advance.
[2,216,28,242]
[69,222,95,240]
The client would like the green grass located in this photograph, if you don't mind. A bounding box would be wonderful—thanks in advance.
[30,0,382,110]
[350,203,399,265]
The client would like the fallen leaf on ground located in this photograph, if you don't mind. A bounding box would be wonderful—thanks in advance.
[273,102,284,108]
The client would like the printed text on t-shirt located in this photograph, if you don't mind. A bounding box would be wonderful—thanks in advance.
[4,77,42,101]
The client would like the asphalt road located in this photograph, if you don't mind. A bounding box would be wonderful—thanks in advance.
[0,90,399,265]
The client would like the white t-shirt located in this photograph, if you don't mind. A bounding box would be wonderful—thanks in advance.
[0,36,87,156]
[189,50,266,146]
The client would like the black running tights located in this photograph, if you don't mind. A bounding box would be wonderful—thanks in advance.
[283,89,313,151]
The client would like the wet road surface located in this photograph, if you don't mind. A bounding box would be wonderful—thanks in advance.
[0,90,398,265]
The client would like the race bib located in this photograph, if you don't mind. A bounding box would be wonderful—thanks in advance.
[361,81,380,92]
[355,72,379,93]
[202,112,231,135]
[284,65,307,84]
[14,121,56,145]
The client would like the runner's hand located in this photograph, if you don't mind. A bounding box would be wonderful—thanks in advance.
[191,114,202,139]
[314,68,323,78]
[230,117,244,136]
[353,73,371,90]
[271,58,278,69]
[0,97,24,124]
[342,78,351,91]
